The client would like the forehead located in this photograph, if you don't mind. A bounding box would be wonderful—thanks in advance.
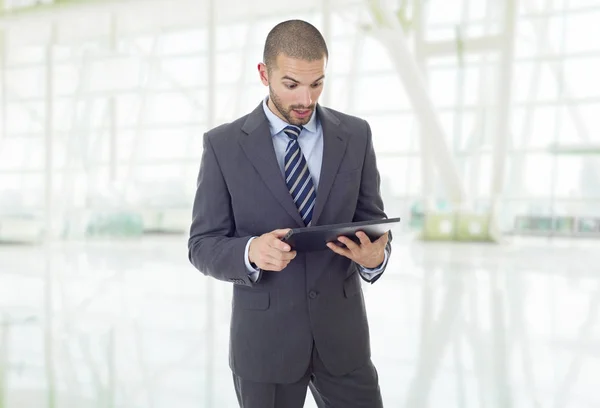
[273,54,326,80]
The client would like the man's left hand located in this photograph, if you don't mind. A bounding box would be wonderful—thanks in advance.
[326,231,388,269]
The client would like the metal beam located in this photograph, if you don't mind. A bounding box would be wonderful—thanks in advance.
[489,0,517,226]
[109,13,117,183]
[321,0,331,106]
[366,0,468,206]
[521,0,600,183]
[0,28,5,144]
[413,0,436,212]
[44,24,56,239]
[422,35,504,57]
[205,1,216,407]
[549,143,600,155]
[0,0,138,18]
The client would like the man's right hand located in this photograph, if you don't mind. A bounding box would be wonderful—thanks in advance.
[248,229,297,271]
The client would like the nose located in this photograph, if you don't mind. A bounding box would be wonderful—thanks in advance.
[299,88,312,107]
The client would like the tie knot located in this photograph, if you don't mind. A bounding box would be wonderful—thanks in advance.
[283,125,302,141]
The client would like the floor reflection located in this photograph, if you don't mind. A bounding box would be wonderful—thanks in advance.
[0,235,599,407]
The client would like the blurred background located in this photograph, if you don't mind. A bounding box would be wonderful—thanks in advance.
[0,0,599,407]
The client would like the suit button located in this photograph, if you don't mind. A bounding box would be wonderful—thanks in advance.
[308,291,318,299]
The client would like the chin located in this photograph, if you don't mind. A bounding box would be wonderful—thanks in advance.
[292,119,309,127]
[288,114,311,126]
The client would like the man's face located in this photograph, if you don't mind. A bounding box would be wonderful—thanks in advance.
[258,54,326,126]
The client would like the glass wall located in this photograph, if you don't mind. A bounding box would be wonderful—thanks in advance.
[0,0,599,238]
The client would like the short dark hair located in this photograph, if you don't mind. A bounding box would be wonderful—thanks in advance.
[263,20,328,71]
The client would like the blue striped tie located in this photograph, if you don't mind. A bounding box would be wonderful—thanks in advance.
[283,125,316,226]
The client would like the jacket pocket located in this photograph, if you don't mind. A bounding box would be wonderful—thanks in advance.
[234,289,270,310]
[335,168,361,183]
[343,273,361,298]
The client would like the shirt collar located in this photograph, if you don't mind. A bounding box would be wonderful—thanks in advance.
[262,96,318,136]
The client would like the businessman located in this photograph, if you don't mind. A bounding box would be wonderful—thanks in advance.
[188,20,392,408]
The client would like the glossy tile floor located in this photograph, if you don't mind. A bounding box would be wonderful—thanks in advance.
[0,234,599,407]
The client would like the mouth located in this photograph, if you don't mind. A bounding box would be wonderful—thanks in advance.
[292,109,312,118]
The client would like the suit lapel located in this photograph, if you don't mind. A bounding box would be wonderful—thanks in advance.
[307,106,351,289]
[311,105,348,226]
[239,103,305,227]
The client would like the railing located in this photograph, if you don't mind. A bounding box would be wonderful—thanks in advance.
[514,215,600,237]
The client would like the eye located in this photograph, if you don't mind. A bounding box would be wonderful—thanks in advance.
[285,83,297,89]
[311,82,322,88]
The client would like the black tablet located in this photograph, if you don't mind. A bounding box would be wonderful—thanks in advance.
[281,218,400,252]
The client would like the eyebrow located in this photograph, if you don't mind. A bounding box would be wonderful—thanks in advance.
[282,75,325,84]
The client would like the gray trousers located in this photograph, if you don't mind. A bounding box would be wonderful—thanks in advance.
[232,344,383,408]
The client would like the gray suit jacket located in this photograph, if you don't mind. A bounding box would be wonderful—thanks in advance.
[188,102,391,384]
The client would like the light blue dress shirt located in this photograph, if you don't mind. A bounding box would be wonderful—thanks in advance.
[244,97,388,282]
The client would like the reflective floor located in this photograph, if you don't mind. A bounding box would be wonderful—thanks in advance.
[1,234,599,407]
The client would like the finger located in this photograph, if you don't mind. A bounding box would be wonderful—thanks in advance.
[326,241,352,258]
[259,255,283,270]
[265,247,291,261]
[337,235,360,251]
[375,231,389,247]
[269,249,297,261]
[282,250,297,261]
[263,256,290,271]
[270,228,292,239]
[270,237,292,252]
[355,231,372,246]
[262,261,284,271]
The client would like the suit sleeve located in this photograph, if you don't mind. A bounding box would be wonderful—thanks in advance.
[187,133,261,287]
[352,120,393,284]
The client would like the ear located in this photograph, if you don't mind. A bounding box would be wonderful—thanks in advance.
[258,62,269,86]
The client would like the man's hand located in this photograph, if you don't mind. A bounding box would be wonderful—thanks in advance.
[249,229,297,271]
[326,231,388,269]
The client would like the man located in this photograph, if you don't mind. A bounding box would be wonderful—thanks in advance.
[188,20,392,408]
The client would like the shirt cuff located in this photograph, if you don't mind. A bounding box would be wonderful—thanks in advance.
[244,237,260,281]
[358,246,389,275]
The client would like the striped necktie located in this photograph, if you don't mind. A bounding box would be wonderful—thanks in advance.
[283,125,316,226]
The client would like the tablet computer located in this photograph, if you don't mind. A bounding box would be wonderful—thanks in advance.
[281,217,400,252]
